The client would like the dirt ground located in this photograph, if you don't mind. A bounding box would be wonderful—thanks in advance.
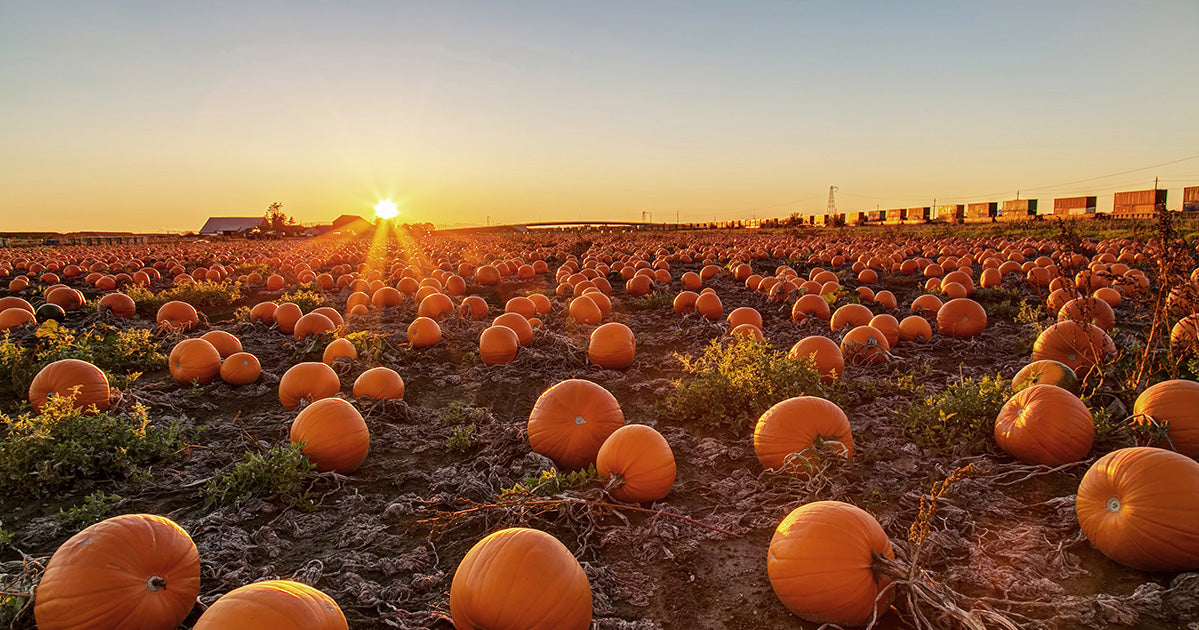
[4,253,1199,630]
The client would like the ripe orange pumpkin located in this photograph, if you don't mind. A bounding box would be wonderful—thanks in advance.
[290,397,369,473]
[1012,359,1080,394]
[897,315,932,342]
[1170,315,1199,358]
[528,293,553,315]
[279,362,341,410]
[936,298,987,338]
[156,300,199,332]
[595,424,676,503]
[0,307,37,331]
[450,528,592,630]
[293,312,337,341]
[29,358,111,412]
[727,307,763,331]
[220,352,261,386]
[168,338,222,385]
[840,325,890,366]
[407,316,442,348]
[754,396,853,470]
[867,314,900,347]
[1076,447,1199,571]
[673,290,699,314]
[528,379,625,470]
[910,294,943,319]
[791,293,831,323]
[479,325,520,365]
[417,292,455,320]
[322,338,358,364]
[787,336,844,383]
[1058,296,1116,331]
[768,501,894,626]
[830,303,872,332]
[1133,379,1199,458]
[352,367,405,400]
[458,295,490,319]
[694,292,723,321]
[35,514,201,630]
[994,384,1094,466]
[194,580,347,630]
[504,296,537,318]
[273,302,303,334]
[493,312,534,346]
[97,293,136,318]
[0,296,34,313]
[568,295,603,324]
[1031,321,1115,377]
[588,322,635,369]
[200,330,242,358]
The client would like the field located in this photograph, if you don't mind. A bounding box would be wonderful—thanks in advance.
[3,219,1199,630]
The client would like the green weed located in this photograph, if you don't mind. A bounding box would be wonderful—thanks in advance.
[56,491,122,531]
[280,285,329,312]
[446,425,480,453]
[896,374,1010,455]
[499,466,600,498]
[202,443,317,510]
[125,280,243,315]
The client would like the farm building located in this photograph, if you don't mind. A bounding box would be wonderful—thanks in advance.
[199,217,268,237]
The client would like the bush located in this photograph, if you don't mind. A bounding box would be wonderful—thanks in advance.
[897,374,1010,454]
[125,280,243,315]
[280,285,329,312]
[343,330,389,363]
[498,466,599,499]
[56,491,121,531]
[0,322,164,395]
[446,424,480,453]
[0,395,187,498]
[663,336,832,434]
[202,443,318,510]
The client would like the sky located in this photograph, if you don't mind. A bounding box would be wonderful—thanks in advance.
[2,1,1198,233]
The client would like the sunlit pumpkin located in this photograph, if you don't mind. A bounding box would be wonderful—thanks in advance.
[528,379,625,470]
[322,338,358,363]
[936,298,987,338]
[1133,379,1199,458]
[156,300,199,332]
[273,302,304,334]
[220,352,262,386]
[168,338,222,385]
[279,362,341,410]
[493,312,534,346]
[200,330,242,358]
[595,424,676,503]
[352,367,405,400]
[97,293,136,318]
[1031,321,1115,377]
[754,396,853,471]
[1012,359,1080,394]
[294,312,338,341]
[479,326,520,365]
[407,316,443,348]
[195,580,347,630]
[840,325,889,366]
[994,384,1094,466]
[29,358,111,412]
[588,322,635,369]
[787,336,844,383]
[290,397,369,473]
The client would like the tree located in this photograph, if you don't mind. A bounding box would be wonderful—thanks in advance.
[264,202,295,231]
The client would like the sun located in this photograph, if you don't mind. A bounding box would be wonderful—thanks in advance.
[373,199,399,220]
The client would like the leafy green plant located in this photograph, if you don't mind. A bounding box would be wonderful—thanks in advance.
[1,321,163,395]
[0,520,13,549]
[498,466,600,498]
[125,279,243,315]
[663,336,832,434]
[623,291,677,311]
[56,491,121,531]
[343,330,388,363]
[1013,301,1052,355]
[446,424,480,453]
[0,396,187,498]
[280,285,329,312]
[897,374,1010,454]
[973,287,1025,320]
[201,443,318,510]
[439,400,487,426]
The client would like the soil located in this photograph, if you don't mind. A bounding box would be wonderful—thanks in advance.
[4,253,1199,630]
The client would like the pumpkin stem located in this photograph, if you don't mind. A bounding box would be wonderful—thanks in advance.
[145,575,167,592]
[604,472,626,491]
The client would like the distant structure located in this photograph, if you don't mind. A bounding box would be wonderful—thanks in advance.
[826,186,838,214]
[198,217,268,237]
[331,214,373,235]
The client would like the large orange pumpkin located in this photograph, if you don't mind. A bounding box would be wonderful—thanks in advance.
[290,397,370,473]
[195,580,347,630]
[528,379,625,470]
[156,300,199,332]
[787,336,844,383]
[1133,379,1199,458]
[273,302,304,334]
[588,322,635,369]
[200,330,242,358]
[450,528,592,630]
[595,424,676,503]
[322,338,358,364]
[1058,296,1116,331]
[1031,321,1115,377]
[754,396,853,470]
[220,352,261,386]
[35,514,201,630]
[840,325,890,366]
[897,315,932,342]
[249,301,278,324]
[994,384,1094,466]
[936,298,987,338]
[768,501,894,626]
[293,312,337,341]
[279,362,341,410]
[28,358,111,412]
[0,307,36,331]
[830,303,872,332]
[493,312,534,346]
[727,307,763,331]
[458,295,490,319]
[97,293,136,318]
[694,292,723,320]
[479,325,520,365]
[791,294,830,323]
[407,316,443,348]
[352,367,405,400]
[568,295,603,324]
[1076,447,1199,571]
[168,338,222,385]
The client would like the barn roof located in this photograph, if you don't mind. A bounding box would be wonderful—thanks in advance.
[199,217,267,235]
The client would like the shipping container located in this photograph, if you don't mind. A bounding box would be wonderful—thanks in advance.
[866,210,884,222]
[1112,189,1166,219]
[906,207,932,223]
[1054,196,1097,216]
[999,199,1037,221]
[1183,186,1199,213]
[965,202,997,222]
[936,205,965,222]
[884,209,904,224]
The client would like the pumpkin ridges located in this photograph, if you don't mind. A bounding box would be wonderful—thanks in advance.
[596,424,676,503]
[754,397,853,470]
[289,397,369,473]
[29,358,111,412]
[994,384,1094,466]
[528,379,625,470]
[194,580,347,630]
[1133,379,1199,457]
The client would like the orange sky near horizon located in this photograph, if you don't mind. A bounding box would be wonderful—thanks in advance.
[2,2,1198,233]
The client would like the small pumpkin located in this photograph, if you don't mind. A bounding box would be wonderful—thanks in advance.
[168,338,222,385]
[273,302,304,334]
[1012,359,1080,394]
[35,514,201,630]
[754,396,853,471]
[194,580,347,630]
[588,322,635,369]
[290,397,370,473]
[407,316,442,348]
[568,295,603,324]
[322,338,358,364]
[450,528,592,630]
[459,296,490,318]
[249,301,278,324]
[1076,447,1199,571]
[528,379,625,470]
[29,358,111,412]
[278,362,341,410]
[768,501,894,626]
[595,424,676,503]
[220,352,262,386]
[352,367,405,400]
[479,325,520,365]
[994,384,1094,466]
[727,307,763,331]
[787,336,844,383]
[897,315,932,342]
[156,300,199,332]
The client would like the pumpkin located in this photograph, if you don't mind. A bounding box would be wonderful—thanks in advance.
[290,397,369,473]
[625,274,653,297]
[528,293,553,315]
[897,315,932,342]
[220,352,262,386]
[693,291,723,321]
[1031,321,1115,377]
[36,303,67,323]
[479,325,520,365]
[450,527,592,630]
[588,322,635,369]
[29,358,111,412]
[791,293,831,323]
[673,290,699,314]
[840,325,890,366]
[910,294,943,319]
[1076,447,1199,571]
[194,580,347,630]
[97,293,136,318]
[418,292,455,320]
[727,307,763,331]
[936,298,987,338]
[0,307,36,331]
[583,290,612,317]
[0,296,34,313]
[528,379,625,470]
[787,336,844,383]
[200,330,242,358]
[867,314,900,347]
[293,312,337,341]
[1170,315,1199,358]
[311,306,344,329]
[994,384,1094,466]
[489,312,531,346]
[273,302,304,334]
[754,396,853,470]
[1133,379,1199,458]
[45,286,85,311]
[352,367,405,400]
[458,295,490,318]
[595,424,676,503]
[407,316,442,348]
[168,338,222,385]
[156,300,199,332]
[768,501,894,626]
[830,303,872,332]
[568,295,603,324]
[371,287,404,308]
[505,296,538,318]
[279,362,341,410]
[249,301,278,324]
[1058,296,1116,331]
[35,514,201,630]
[1012,359,1080,394]
[322,338,358,364]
